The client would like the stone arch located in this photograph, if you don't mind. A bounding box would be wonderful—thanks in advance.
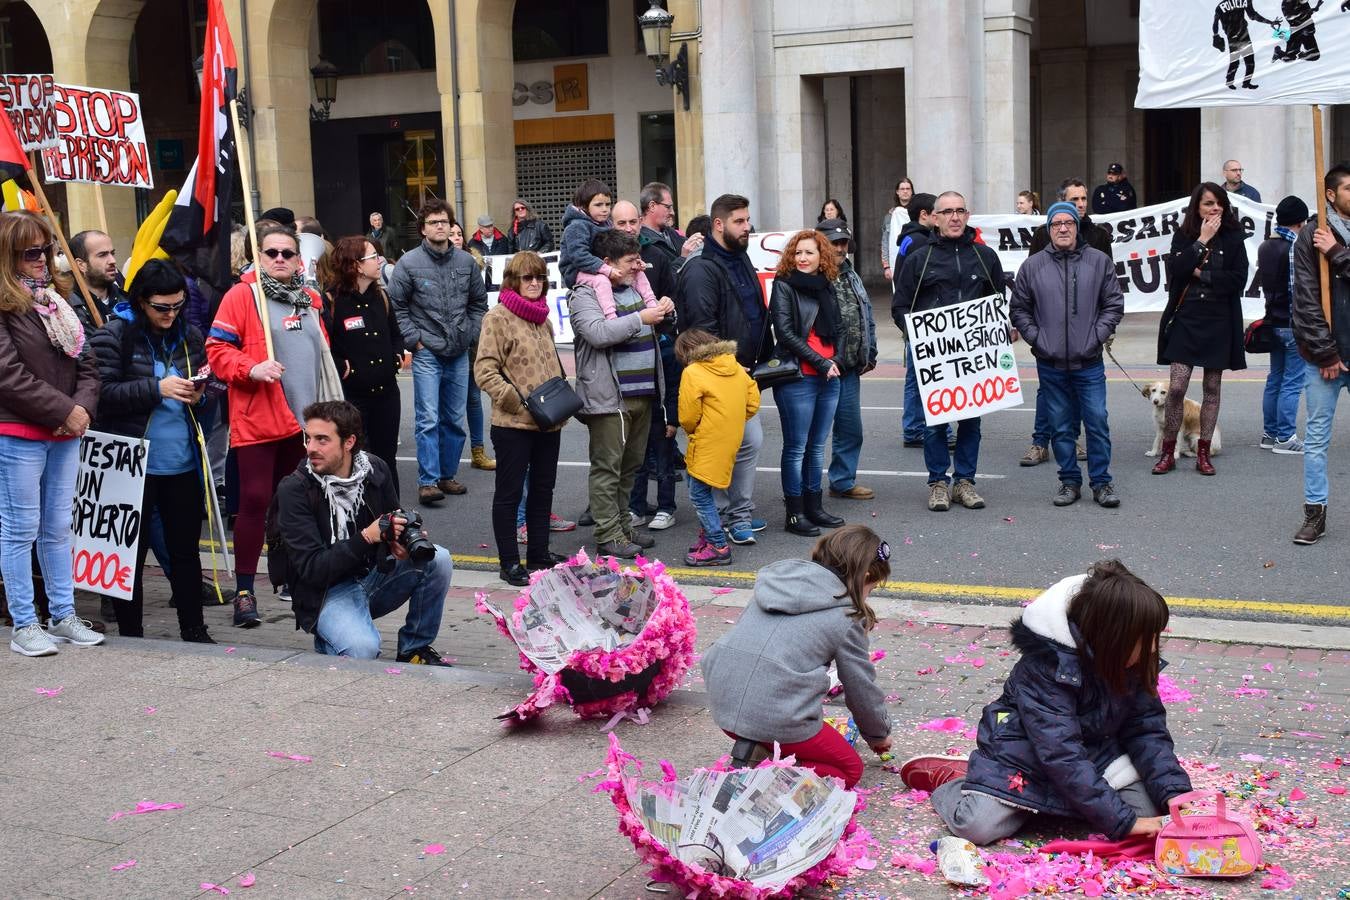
[247,0,320,216]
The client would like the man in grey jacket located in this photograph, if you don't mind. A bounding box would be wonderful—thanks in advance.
[1010,201,1124,509]
[568,230,674,558]
[389,199,488,505]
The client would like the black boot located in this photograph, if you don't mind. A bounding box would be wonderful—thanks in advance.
[784,496,820,536]
[802,490,845,528]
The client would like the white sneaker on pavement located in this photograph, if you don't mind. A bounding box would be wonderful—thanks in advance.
[10,623,58,657]
[46,615,105,647]
[648,511,676,530]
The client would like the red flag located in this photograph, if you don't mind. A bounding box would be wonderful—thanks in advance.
[0,98,33,181]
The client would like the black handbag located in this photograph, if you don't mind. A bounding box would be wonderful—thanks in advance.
[751,354,802,389]
[506,347,582,429]
[1244,317,1276,354]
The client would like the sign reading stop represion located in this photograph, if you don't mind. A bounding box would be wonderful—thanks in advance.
[905,293,1023,427]
[70,430,148,601]
[41,83,153,189]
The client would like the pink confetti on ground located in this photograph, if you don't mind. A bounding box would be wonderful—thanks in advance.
[265,751,313,762]
[854,856,878,871]
[1289,787,1307,800]
[871,649,887,662]
[1240,753,1267,763]
[972,657,986,668]
[915,666,935,675]
[1262,663,1275,672]
[238,872,256,887]
[200,883,230,895]
[107,801,185,822]
[143,706,157,714]
[224,647,236,654]
[1327,785,1347,795]
[423,843,447,855]
[709,586,735,595]
[917,717,971,735]
[385,667,402,675]
[34,686,63,697]
[110,860,137,872]
[1231,686,1269,698]
[1156,673,1192,704]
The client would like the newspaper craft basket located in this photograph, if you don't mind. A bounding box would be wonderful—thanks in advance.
[596,734,871,899]
[476,551,697,722]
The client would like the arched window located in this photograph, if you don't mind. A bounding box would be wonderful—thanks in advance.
[512,0,609,62]
[318,0,435,75]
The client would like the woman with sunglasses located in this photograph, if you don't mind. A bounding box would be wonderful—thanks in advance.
[0,211,104,657]
[323,236,405,493]
[507,199,553,253]
[207,223,343,628]
[89,259,213,642]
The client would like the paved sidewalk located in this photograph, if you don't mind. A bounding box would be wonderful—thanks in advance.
[1,570,1347,898]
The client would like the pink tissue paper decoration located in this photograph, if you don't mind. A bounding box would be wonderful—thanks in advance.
[423,843,446,855]
[1327,785,1347,795]
[1288,787,1306,801]
[238,872,256,887]
[34,686,63,697]
[1260,864,1295,890]
[384,667,402,674]
[200,883,230,895]
[265,751,313,762]
[596,733,871,899]
[476,550,697,724]
[870,649,887,663]
[107,801,185,822]
[110,860,137,872]
[710,586,735,595]
[1156,673,1192,704]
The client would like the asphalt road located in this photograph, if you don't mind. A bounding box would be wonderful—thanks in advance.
[387,312,1350,624]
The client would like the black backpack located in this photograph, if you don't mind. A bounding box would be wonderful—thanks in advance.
[263,475,322,589]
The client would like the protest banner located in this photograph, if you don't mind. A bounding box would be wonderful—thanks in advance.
[905,294,1022,427]
[483,251,576,343]
[970,192,1277,319]
[70,430,149,601]
[41,83,153,189]
[0,74,58,151]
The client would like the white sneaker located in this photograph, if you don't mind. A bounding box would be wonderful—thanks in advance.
[46,615,105,647]
[1272,436,1305,455]
[10,623,58,657]
[629,510,647,528]
[648,511,676,530]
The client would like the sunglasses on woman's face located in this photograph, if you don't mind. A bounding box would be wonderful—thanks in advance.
[147,298,187,314]
[521,274,546,283]
[262,248,298,260]
[21,243,52,263]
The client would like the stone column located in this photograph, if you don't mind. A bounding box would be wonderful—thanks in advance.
[1201,106,1288,202]
[908,0,974,201]
[699,0,760,205]
[982,0,1033,214]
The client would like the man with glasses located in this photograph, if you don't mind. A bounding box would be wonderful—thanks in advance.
[1010,202,1124,509]
[389,199,488,505]
[1222,159,1262,202]
[894,191,1007,512]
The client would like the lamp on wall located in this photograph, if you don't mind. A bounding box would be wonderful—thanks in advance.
[638,1,690,111]
[194,53,254,128]
[309,58,339,122]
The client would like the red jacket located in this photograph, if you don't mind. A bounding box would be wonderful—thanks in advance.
[206,271,329,448]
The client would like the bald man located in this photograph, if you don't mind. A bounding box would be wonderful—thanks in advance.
[612,200,641,236]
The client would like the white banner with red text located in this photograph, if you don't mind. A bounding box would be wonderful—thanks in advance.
[904,294,1024,427]
[70,430,148,602]
[41,83,153,188]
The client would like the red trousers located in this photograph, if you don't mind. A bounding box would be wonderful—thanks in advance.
[727,725,864,789]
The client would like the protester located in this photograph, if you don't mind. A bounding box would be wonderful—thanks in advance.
[323,236,405,494]
[901,560,1191,845]
[892,192,937,448]
[676,194,773,545]
[208,222,342,627]
[68,229,126,332]
[474,251,568,586]
[560,180,663,318]
[569,229,673,559]
[1010,202,1124,508]
[702,526,893,789]
[1091,163,1138,214]
[815,219,878,502]
[0,212,104,656]
[468,214,508,258]
[389,200,487,505]
[894,191,1006,512]
[1015,190,1041,216]
[90,259,213,642]
[275,400,452,664]
[445,222,494,473]
[676,328,760,567]
[366,211,401,261]
[770,230,846,536]
[1258,196,1310,455]
[880,178,914,284]
[1222,159,1261,202]
[507,199,553,253]
[1153,182,1248,476]
[637,181,691,301]
[817,198,848,224]
[1292,163,1350,545]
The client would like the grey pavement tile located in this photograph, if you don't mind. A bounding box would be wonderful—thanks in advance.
[0,827,114,895]
[198,868,383,899]
[431,847,634,898]
[182,664,369,714]
[301,670,477,712]
[123,654,276,689]
[478,790,634,865]
[34,805,318,900]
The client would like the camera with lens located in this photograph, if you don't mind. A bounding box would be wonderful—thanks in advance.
[376,509,436,569]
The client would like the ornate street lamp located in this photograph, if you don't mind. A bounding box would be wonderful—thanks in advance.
[639,2,690,111]
[309,58,339,122]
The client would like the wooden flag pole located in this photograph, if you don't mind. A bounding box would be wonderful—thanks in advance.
[23,154,102,327]
[229,98,275,361]
[1313,104,1332,326]
[93,183,108,234]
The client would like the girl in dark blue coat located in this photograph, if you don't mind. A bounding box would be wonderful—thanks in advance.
[900,559,1192,844]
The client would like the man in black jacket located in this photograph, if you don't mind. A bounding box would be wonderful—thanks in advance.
[276,400,453,664]
[675,192,771,545]
[638,181,695,301]
[1091,163,1137,215]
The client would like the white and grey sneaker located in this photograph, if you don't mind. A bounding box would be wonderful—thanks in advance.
[46,615,105,647]
[1272,436,1305,455]
[10,623,58,657]
[1260,432,1276,449]
[628,510,647,528]
[647,511,676,530]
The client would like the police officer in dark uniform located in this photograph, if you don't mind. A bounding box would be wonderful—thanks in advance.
[1091,163,1138,215]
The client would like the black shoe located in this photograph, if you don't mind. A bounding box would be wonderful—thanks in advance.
[100,597,116,622]
[499,564,530,587]
[628,531,656,550]
[398,645,453,666]
[903,437,925,448]
[578,506,595,527]
[802,490,845,528]
[1242,80,1260,89]
[1092,484,1120,508]
[526,552,568,571]
[596,539,643,559]
[201,581,226,606]
[232,590,261,628]
[785,496,820,537]
[1052,483,1081,507]
[181,625,216,644]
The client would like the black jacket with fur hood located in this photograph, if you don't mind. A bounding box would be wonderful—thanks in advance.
[961,574,1192,840]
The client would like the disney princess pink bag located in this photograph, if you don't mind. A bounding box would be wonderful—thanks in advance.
[1154,790,1261,878]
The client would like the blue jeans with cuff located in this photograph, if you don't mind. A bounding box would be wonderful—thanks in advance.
[1262,326,1303,441]
[688,476,727,547]
[0,436,79,628]
[1302,362,1350,504]
[1037,361,1112,487]
[311,545,453,659]
[411,349,468,487]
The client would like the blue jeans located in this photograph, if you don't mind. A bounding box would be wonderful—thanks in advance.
[0,436,79,627]
[1302,362,1350,504]
[1032,383,1081,447]
[1037,361,1112,487]
[466,366,485,448]
[828,370,864,491]
[775,374,841,496]
[1262,326,1303,440]
[903,343,925,441]
[312,545,453,658]
[688,476,727,546]
[411,349,469,487]
[629,414,677,516]
[924,417,981,484]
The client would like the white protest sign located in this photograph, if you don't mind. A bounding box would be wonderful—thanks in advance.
[70,430,148,601]
[1136,0,1350,108]
[41,83,153,188]
[970,193,1277,318]
[483,251,573,343]
[905,294,1023,427]
[0,73,58,151]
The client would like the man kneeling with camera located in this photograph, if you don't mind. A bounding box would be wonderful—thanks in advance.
[276,400,453,664]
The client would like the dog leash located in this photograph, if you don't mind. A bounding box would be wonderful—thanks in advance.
[1105,343,1149,397]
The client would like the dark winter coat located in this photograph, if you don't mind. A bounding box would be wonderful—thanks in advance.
[467,228,509,259]
[769,274,836,373]
[892,226,1007,321]
[559,205,610,288]
[275,454,400,633]
[639,225,683,301]
[891,222,934,332]
[367,227,403,261]
[510,217,554,254]
[1091,179,1137,215]
[1258,234,1296,327]
[1158,227,1248,370]
[0,298,101,433]
[1292,218,1350,366]
[676,245,774,369]
[1010,241,1124,370]
[388,240,487,358]
[1028,216,1113,257]
[963,575,1192,840]
[323,283,404,399]
[90,303,208,438]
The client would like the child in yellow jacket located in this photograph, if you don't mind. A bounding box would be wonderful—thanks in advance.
[676,329,761,566]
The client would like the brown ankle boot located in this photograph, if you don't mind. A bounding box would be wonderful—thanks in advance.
[1195,439,1215,475]
[1151,438,1176,474]
[1293,503,1327,545]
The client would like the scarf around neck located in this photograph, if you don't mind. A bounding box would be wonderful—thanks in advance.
[785,269,839,340]
[22,278,85,358]
[498,287,551,325]
[308,450,372,543]
[259,270,312,311]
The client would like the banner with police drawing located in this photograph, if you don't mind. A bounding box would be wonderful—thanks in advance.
[904,294,1023,427]
[70,431,149,602]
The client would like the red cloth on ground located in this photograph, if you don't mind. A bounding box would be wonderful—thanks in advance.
[1039,833,1157,860]
[727,725,864,789]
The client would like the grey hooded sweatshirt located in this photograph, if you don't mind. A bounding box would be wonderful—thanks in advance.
[701,559,891,744]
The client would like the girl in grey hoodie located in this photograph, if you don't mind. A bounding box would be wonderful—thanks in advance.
[702,526,893,788]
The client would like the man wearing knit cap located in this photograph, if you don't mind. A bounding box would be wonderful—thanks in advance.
[1258,196,1310,455]
[1010,201,1124,508]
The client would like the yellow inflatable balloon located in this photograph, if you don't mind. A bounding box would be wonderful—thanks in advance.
[124,189,177,289]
